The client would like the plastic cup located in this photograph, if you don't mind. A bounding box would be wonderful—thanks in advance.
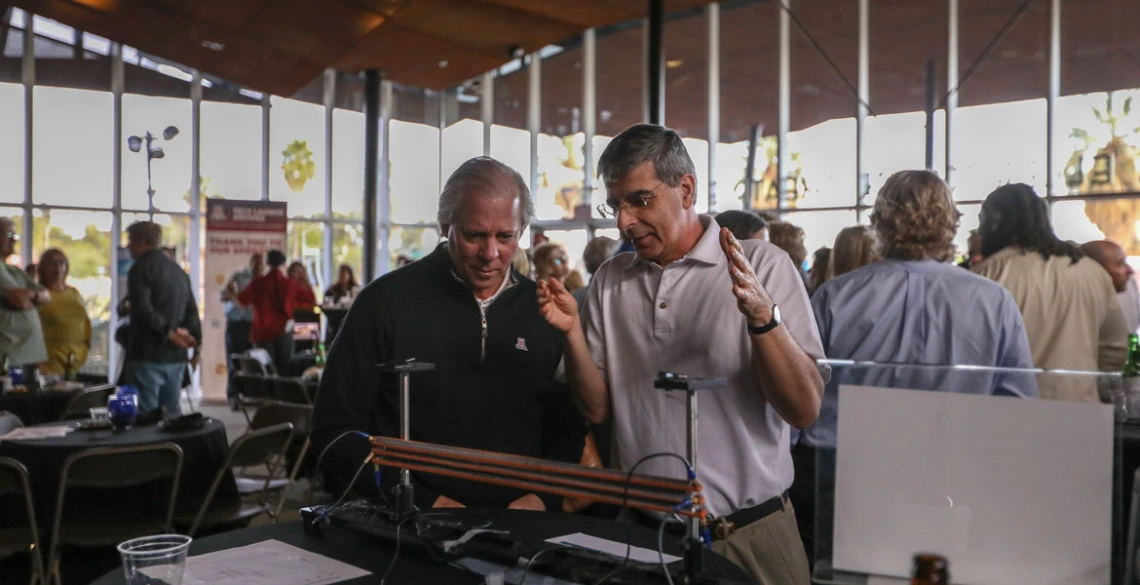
[117,534,192,585]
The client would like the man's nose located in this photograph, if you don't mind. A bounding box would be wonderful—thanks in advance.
[478,240,498,261]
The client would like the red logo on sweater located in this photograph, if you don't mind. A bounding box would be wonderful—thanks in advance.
[515,338,528,351]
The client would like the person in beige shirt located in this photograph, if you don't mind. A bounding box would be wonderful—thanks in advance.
[973,184,1127,401]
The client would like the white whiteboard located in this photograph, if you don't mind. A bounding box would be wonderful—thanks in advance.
[833,385,1113,585]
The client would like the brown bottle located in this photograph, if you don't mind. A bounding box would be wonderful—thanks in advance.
[911,553,949,585]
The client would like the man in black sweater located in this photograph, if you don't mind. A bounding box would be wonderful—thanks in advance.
[312,157,587,512]
[125,221,199,417]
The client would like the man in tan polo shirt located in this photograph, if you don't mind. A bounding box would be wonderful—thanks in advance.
[537,123,826,585]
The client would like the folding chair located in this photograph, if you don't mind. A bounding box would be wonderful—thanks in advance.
[270,376,312,405]
[47,444,183,585]
[0,412,23,435]
[180,423,294,536]
[241,403,313,519]
[233,373,274,425]
[0,457,44,585]
[57,385,115,421]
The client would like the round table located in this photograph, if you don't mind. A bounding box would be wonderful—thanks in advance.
[0,418,239,525]
[91,509,753,585]
[0,387,82,425]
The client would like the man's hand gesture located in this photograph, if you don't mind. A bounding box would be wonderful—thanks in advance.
[720,228,776,328]
[536,278,579,334]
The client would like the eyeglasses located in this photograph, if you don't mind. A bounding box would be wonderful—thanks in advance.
[2,232,18,241]
[596,181,665,219]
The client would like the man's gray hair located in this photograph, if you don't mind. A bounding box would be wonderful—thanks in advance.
[597,123,697,187]
[437,157,534,230]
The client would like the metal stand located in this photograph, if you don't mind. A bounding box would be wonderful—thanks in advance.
[654,371,727,582]
[378,358,435,520]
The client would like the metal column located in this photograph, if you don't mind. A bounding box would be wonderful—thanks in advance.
[261,93,270,201]
[481,72,494,156]
[856,0,869,221]
[189,69,202,302]
[528,54,541,196]
[363,70,380,283]
[21,19,32,264]
[323,68,336,287]
[379,80,393,277]
[777,0,791,212]
[1046,0,1060,204]
[946,0,958,186]
[109,42,124,383]
[647,0,665,125]
[707,4,720,213]
[583,28,597,207]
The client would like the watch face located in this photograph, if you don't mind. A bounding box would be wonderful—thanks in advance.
[772,305,782,325]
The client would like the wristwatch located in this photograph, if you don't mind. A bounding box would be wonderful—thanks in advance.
[747,304,781,335]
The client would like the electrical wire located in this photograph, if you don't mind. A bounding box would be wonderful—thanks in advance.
[592,452,695,585]
[308,429,370,508]
[310,455,371,524]
[657,514,675,585]
[939,0,1039,109]
[518,544,574,585]
[775,0,876,117]
[379,518,413,585]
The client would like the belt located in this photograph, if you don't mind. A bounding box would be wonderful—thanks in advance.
[636,492,788,540]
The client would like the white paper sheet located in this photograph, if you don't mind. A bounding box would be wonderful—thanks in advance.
[545,532,682,565]
[0,425,71,441]
[181,539,370,585]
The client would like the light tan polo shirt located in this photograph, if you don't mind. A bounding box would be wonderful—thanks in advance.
[584,215,826,516]
[973,246,1128,401]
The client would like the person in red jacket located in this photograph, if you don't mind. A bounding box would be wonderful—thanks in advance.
[236,250,303,374]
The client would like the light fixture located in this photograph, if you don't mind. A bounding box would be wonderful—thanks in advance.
[127,125,180,220]
[666,59,684,69]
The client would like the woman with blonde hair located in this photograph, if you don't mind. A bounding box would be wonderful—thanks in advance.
[36,249,91,375]
[829,225,879,279]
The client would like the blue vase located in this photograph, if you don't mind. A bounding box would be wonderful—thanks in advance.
[107,394,138,431]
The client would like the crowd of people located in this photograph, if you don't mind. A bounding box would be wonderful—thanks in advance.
[3,118,1137,583]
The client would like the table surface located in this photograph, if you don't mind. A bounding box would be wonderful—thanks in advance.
[91,509,753,585]
[0,386,84,425]
[0,418,238,521]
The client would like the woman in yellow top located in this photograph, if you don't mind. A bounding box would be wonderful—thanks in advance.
[36,249,91,375]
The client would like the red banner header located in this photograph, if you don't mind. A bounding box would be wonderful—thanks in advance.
[206,200,288,233]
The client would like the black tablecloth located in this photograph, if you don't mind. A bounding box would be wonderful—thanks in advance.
[91,510,753,585]
[0,388,82,425]
[323,307,349,345]
[0,418,239,525]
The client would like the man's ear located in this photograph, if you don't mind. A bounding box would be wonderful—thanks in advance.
[680,174,697,209]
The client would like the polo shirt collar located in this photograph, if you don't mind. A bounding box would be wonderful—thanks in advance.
[627,214,723,270]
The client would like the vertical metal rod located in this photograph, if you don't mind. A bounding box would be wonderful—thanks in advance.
[399,371,411,486]
[21,18,33,265]
[583,28,597,207]
[110,42,123,383]
[924,59,935,170]
[686,389,699,542]
[261,93,271,201]
[855,0,869,222]
[946,0,958,186]
[1046,0,1060,206]
[777,0,791,213]
[528,54,541,196]
[707,4,720,213]
[647,0,665,125]
[363,70,380,283]
[189,70,202,304]
[379,80,393,277]
[481,72,494,157]
[323,69,335,288]
[744,125,760,209]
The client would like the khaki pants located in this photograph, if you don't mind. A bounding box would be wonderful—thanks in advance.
[711,498,811,585]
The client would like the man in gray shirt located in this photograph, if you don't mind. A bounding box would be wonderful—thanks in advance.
[0,216,49,369]
[538,124,826,585]
[221,253,262,407]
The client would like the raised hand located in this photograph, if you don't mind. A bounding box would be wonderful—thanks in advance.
[507,493,546,511]
[719,228,776,328]
[536,278,579,334]
[433,495,466,509]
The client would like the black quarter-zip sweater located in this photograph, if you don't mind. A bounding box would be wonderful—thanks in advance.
[311,244,587,511]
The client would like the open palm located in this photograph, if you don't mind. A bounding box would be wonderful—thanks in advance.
[537,278,578,333]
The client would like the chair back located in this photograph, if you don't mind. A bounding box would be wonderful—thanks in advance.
[244,349,277,375]
[58,384,115,421]
[52,443,184,544]
[251,402,312,436]
[1127,467,1140,584]
[0,411,23,435]
[229,422,294,469]
[0,457,43,581]
[234,373,274,402]
[270,376,311,405]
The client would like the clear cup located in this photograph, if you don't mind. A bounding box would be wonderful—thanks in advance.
[117,534,192,585]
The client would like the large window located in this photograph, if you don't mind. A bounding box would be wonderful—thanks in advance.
[537,40,585,222]
[271,96,326,219]
[33,87,113,208]
[122,94,191,212]
[0,82,23,204]
[201,101,263,201]
[332,109,366,219]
